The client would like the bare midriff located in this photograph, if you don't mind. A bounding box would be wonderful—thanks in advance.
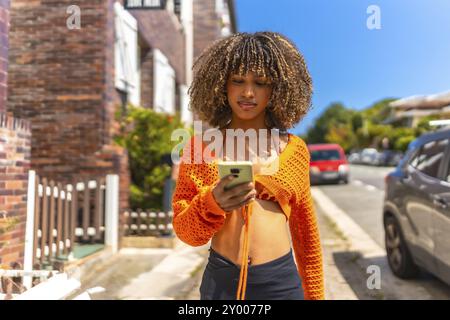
[210,130,292,266]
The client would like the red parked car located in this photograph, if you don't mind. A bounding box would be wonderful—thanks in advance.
[307,143,350,185]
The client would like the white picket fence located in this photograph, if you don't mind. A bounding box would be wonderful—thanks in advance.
[0,171,120,299]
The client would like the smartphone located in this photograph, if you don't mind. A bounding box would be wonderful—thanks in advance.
[217,161,254,192]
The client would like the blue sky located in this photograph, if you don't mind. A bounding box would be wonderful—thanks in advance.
[234,0,450,135]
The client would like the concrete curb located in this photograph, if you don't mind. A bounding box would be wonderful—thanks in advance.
[64,246,116,283]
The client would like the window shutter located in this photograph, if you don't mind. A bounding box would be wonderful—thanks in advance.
[153,49,175,114]
[114,2,140,106]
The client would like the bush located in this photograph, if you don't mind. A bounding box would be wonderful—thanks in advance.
[114,105,186,210]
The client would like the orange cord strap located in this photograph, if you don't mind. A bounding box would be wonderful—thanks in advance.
[236,201,253,300]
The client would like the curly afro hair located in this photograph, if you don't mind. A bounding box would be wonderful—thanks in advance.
[188,31,313,131]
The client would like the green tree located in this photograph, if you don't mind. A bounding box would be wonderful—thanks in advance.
[389,127,416,151]
[305,95,443,153]
[415,114,443,136]
[325,124,357,152]
[394,135,416,151]
[360,98,397,125]
[306,102,354,143]
[351,113,363,133]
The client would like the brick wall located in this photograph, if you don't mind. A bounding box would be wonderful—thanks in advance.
[8,0,105,174]
[140,45,154,109]
[0,112,31,267]
[193,0,222,61]
[0,0,29,268]
[0,0,10,113]
[7,0,130,233]
[192,0,228,122]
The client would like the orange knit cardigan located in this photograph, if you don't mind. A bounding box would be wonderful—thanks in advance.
[172,133,325,300]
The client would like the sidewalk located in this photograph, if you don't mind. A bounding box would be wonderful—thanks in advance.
[117,243,209,300]
[77,188,390,300]
[72,242,209,300]
[179,191,373,300]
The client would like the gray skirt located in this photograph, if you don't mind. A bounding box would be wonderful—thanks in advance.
[200,247,304,300]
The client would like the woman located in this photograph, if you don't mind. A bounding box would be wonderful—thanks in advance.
[172,32,324,300]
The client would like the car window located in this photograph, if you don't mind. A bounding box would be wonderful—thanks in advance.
[410,138,448,179]
[311,149,341,161]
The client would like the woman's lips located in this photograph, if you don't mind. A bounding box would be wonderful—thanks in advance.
[238,102,257,110]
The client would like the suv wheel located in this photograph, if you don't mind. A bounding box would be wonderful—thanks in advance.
[385,215,419,279]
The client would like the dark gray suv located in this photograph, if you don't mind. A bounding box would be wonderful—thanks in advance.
[383,128,450,284]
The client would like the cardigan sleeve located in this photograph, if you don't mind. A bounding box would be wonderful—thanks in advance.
[288,139,325,300]
[171,137,228,246]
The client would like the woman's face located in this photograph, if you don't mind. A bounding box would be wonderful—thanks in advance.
[226,71,273,123]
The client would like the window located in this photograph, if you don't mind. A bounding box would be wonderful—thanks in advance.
[311,150,342,161]
[125,0,167,10]
[174,0,181,15]
[114,2,140,106]
[410,138,448,179]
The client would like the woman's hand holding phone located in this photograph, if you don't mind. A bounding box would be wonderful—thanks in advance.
[212,174,257,212]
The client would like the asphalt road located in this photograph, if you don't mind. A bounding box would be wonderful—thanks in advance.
[316,164,450,299]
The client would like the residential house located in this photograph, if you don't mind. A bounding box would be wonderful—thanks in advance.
[1,0,236,268]
[387,90,450,127]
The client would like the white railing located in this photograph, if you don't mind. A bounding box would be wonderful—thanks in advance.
[20,172,119,285]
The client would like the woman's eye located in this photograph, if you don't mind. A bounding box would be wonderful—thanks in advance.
[231,79,270,86]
